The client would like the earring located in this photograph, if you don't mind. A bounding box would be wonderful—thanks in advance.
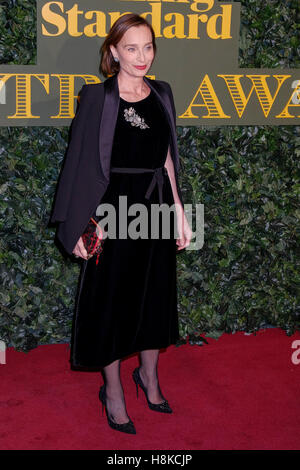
[114,57,119,62]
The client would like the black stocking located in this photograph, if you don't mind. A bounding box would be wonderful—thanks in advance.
[102,359,130,424]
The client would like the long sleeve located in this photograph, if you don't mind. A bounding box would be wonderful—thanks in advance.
[165,82,185,210]
[50,84,89,223]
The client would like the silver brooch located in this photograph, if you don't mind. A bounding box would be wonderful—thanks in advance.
[124,107,150,129]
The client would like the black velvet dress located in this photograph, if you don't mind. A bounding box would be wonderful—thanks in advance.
[70,88,180,370]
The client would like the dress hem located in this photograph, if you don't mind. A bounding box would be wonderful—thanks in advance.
[69,339,180,371]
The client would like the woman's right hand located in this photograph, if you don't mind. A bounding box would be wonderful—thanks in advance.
[72,236,89,260]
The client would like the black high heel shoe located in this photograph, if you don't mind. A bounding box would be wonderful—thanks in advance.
[132,366,173,413]
[99,384,136,434]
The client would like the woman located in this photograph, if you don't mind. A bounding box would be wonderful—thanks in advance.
[51,13,192,435]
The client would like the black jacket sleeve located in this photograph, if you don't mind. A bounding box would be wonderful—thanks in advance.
[50,84,89,223]
[165,82,185,209]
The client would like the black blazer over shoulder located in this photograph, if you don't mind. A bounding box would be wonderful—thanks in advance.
[50,72,184,256]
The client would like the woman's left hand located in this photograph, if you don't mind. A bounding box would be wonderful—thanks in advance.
[176,207,193,251]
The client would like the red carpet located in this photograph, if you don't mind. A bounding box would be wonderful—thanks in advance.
[0,328,299,450]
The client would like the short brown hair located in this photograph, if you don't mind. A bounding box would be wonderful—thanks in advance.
[100,13,156,77]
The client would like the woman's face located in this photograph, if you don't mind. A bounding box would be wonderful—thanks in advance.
[110,25,155,77]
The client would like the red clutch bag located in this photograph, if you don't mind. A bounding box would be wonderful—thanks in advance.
[81,216,106,265]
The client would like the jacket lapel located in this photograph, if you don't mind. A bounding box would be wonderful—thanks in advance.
[98,74,120,184]
[145,75,180,174]
[98,72,179,183]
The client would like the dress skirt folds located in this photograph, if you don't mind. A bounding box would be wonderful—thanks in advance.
[70,88,180,370]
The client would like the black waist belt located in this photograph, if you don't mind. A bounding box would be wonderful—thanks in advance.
[110,166,168,204]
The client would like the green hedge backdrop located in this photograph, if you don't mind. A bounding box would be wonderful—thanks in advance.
[0,0,299,352]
